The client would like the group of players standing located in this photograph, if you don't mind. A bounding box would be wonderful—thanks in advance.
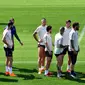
[33,18,80,78]
[2,18,79,78]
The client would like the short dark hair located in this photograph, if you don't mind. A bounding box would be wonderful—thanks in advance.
[60,27,65,31]
[9,18,14,23]
[66,20,71,23]
[46,25,52,32]
[8,22,13,27]
[72,22,79,28]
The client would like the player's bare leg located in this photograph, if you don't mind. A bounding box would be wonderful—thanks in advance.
[5,57,10,75]
[41,48,45,70]
[57,54,64,78]
[8,57,16,77]
[45,57,52,76]
[67,55,71,72]
[38,47,45,74]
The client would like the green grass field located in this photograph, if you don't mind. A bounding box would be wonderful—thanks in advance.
[0,0,85,85]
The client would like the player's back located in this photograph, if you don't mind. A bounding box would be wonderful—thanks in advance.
[63,27,71,45]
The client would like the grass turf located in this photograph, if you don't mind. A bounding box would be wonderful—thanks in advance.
[0,0,85,85]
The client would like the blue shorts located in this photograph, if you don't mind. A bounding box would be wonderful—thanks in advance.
[4,47,13,57]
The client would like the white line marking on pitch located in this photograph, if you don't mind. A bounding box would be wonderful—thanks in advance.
[79,25,85,44]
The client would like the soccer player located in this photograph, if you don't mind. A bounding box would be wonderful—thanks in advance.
[68,22,80,78]
[63,20,72,72]
[5,18,23,51]
[2,22,16,77]
[54,27,67,78]
[33,18,47,74]
[43,26,53,76]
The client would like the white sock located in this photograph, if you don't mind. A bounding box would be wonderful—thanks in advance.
[9,67,12,74]
[45,70,48,75]
[67,65,70,70]
[8,66,10,71]
[39,68,41,71]
[41,66,44,69]
[6,66,9,72]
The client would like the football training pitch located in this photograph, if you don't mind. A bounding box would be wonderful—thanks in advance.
[0,0,85,85]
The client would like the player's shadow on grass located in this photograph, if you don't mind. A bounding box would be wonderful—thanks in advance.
[12,67,42,80]
[12,67,38,73]
[0,23,7,25]
[17,74,35,80]
[64,72,85,83]
[16,74,42,80]
[52,71,85,83]
[0,72,5,76]
[0,72,18,82]
[0,78,18,82]
[0,72,42,80]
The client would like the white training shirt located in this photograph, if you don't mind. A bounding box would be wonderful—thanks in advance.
[34,25,47,45]
[43,32,52,51]
[63,26,71,45]
[68,28,79,51]
[54,33,64,54]
[2,27,13,48]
